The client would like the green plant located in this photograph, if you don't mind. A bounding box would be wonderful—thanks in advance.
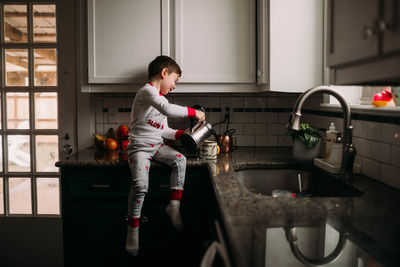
[286,123,325,148]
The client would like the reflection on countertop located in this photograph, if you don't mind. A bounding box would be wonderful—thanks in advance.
[56,146,400,267]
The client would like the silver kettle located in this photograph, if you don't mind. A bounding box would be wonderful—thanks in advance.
[181,121,214,153]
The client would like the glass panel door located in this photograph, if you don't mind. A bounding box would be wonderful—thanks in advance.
[0,2,73,217]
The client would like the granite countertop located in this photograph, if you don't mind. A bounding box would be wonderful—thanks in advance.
[56,147,400,267]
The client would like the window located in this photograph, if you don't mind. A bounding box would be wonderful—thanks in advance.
[1,3,60,217]
[327,85,398,108]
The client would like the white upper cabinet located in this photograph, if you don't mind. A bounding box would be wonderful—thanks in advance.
[174,0,255,83]
[267,0,324,92]
[87,0,169,83]
[85,0,323,93]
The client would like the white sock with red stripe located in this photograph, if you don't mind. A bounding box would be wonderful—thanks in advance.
[126,217,140,256]
[166,189,183,230]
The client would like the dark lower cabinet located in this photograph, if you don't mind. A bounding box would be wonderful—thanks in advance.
[61,164,218,267]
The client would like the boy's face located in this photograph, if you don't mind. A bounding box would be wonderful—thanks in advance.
[160,68,180,95]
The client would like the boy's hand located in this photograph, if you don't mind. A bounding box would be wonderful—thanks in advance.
[195,110,205,122]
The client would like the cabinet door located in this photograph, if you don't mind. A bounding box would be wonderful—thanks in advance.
[383,0,400,53]
[174,0,256,83]
[269,0,323,92]
[87,0,169,83]
[327,0,380,67]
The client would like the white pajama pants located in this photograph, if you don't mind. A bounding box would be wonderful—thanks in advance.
[126,140,186,218]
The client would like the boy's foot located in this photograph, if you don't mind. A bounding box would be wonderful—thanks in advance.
[126,226,139,256]
[166,200,183,231]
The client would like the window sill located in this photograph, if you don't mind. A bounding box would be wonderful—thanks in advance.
[320,103,400,117]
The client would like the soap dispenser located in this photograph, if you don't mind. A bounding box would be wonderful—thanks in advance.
[325,122,339,157]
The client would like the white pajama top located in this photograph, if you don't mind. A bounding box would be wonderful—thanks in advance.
[128,83,195,144]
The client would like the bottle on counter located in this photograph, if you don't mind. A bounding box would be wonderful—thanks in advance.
[325,122,339,158]
[327,136,343,166]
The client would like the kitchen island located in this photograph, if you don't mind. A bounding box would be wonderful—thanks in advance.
[56,147,400,267]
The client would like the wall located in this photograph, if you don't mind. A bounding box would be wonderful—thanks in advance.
[94,92,400,190]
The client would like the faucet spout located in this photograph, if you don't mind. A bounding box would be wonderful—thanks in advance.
[288,86,356,180]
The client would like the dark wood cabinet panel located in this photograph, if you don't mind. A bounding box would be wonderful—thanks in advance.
[327,0,400,85]
[383,0,400,53]
[327,0,380,67]
[61,164,218,267]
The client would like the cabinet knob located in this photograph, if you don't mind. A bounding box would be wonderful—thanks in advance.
[363,26,374,39]
[377,19,391,32]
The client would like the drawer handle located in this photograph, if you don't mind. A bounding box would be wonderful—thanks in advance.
[91,184,111,188]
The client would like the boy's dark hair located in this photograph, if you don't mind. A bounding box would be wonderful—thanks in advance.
[148,55,182,80]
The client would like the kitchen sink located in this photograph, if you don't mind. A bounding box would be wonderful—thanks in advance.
[235,169,363,197]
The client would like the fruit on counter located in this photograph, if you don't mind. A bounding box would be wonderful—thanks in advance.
[106,128,117,140]
[117,124,129,133]
[103,137,118,151]
[94,134,105,148]
[372,89,392,107]
[117,124,130,150]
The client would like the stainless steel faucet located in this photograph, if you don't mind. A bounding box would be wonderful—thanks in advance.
[287,86,357,179]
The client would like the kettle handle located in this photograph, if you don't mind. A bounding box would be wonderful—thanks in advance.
[190,105,206,131]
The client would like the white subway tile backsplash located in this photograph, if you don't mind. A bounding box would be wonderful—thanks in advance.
[118,111,131,124]
[173,96,197,107]
[231,112,254,124]
[354,155,362,174]
[244,97,266,108]
[278,136,292,147]
[220,97,243,108]
[381,123,400,146]
[95,123,104,135]
[390,145,400,168]
[370,142,391,163]
[197,96,220,108]
[95,103,104,124]
[243,124,267,135]
[267,124,287,136]
[267,96,290,108]
[236,135,254,146]
[255,135,278,146]
[108,107,119,123]
[352,120,363,138]
[362,157,380,180]
[255,112,278,124]
[103,97,125,108]
[226,124,243,135]
[278,112,291,124]
[206,112,222,124]
[363,121,381,141]
[380,164,400,190]
[354,137,371,157]
[126,97,134,108]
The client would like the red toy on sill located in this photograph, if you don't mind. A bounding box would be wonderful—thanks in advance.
[372,89,392,107]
